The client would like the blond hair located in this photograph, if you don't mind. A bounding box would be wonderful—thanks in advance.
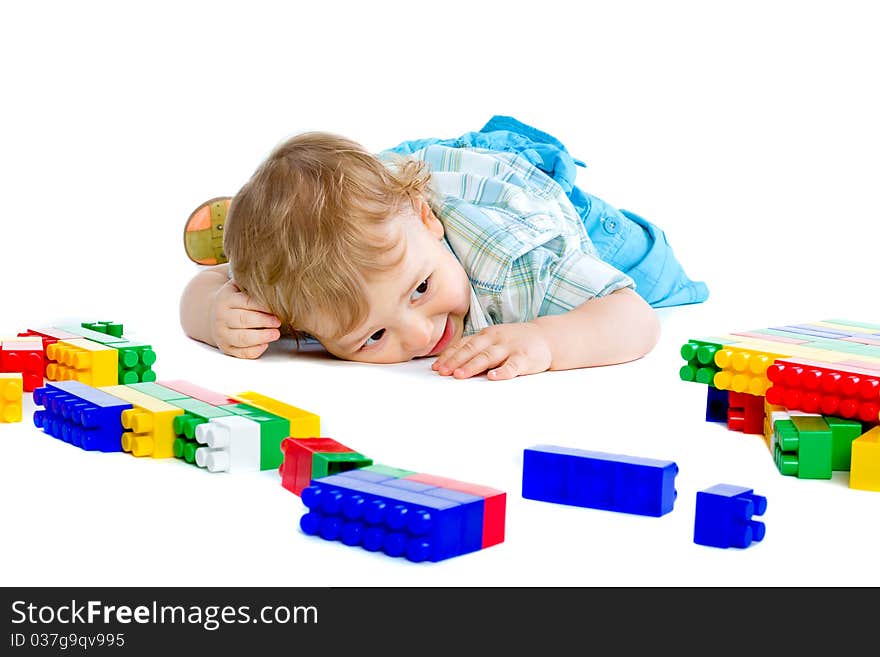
[223,131,433,343]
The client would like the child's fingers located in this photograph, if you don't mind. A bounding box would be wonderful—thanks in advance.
[226,327,281,349]
[449,344,507,379]
[487,354,528,381]
[233,308,282,330]
[225,342,270,360]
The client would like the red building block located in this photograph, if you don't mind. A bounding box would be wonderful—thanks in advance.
[279,437,369,496]
[766,358,880,423]
[727,391,765,435]
[0,340,44,392]
[405,472,507,549]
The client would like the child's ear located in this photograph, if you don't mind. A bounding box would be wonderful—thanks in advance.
[417,196,444,239]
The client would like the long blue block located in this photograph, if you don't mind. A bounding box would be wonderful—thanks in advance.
[300,472,484,562]
[521,445,679,517]
[32,380,131,452]
[693,483,767,549]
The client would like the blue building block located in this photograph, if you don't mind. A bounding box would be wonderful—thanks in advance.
[693,483,767,549]
[299,472,485,563]
[521,445,678,517]
[705,385,729,423]
[32,380,132,452]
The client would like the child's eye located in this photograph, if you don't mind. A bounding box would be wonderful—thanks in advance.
[363,329,385,348]
[411,278,430,301]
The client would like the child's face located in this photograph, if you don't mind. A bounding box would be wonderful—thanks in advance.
[310,200,471,364]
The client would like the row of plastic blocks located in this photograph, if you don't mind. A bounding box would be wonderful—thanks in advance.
[693,484,767,549]
[146,382,320,473]
[521,445,678,517]
[1,372,23,422]
[765,359,880,423]
[300,465,506,563]
[19,325,157,385]
[279,437,373,496]
[33,380,132,452]
[1,337,44,392]
[705,386,765,435]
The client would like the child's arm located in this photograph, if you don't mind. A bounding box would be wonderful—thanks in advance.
[432,287,660,380]
[179,263,282,359]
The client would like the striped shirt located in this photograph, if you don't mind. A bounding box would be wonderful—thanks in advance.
[381,145,635,336]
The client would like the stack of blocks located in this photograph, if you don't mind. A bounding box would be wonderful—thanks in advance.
[679,319,880,492]
[521,445,766,549]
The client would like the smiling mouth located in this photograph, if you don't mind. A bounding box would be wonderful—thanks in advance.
[427,316,454,357]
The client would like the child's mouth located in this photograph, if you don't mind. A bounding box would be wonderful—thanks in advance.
[428,315,455,356]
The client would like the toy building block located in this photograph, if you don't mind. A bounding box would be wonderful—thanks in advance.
[216,402,290,470]
[712,343,782,397]
[230,390,321,438]
[45,338,118,387]
[32,380,131,452]
[166,397,236,465]
[0,340,44,392]
[0,372,23,423]
[110,341,157,384]
[826,416,864,471]
[157,380,237,406]
[772,414,833,479]
[100,384,184,458]
[299,471,493,562]
[726,391,765,435]
[521,445,678,517]
[849,426,880,492]
[405,472,506,549]
[693,483,767,549]
[191,415,263,473]
[766,358,880,423]
[81,321,124,338]
[679,338,724,385]
[279,437,372,496]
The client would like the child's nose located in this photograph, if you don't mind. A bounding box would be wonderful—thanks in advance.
[400,316,434,353]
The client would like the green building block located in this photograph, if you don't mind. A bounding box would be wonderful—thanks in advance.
[82,321,124,338]
[112,341,157,384]
[679,338,723,385]
[312,451,373,480]
[773,416,833,479]
[826,416,864,471]
[218,403,290,470]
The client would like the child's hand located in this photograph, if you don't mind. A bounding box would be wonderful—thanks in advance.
[210,279,282,359]
[431,322,553,381]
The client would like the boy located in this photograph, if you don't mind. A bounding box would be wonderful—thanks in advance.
[180,130,664,380]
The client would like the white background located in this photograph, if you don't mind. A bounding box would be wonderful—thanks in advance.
[1,1,878,587]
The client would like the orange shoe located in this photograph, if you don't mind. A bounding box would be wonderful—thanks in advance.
[183,196,231,265]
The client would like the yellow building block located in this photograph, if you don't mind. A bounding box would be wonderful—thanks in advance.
[230,391,320,438]
[45,338,117,387]
[100,384,184,458]
[850,426,880,492]
[713,344,787,396]
[0,373,23,423]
